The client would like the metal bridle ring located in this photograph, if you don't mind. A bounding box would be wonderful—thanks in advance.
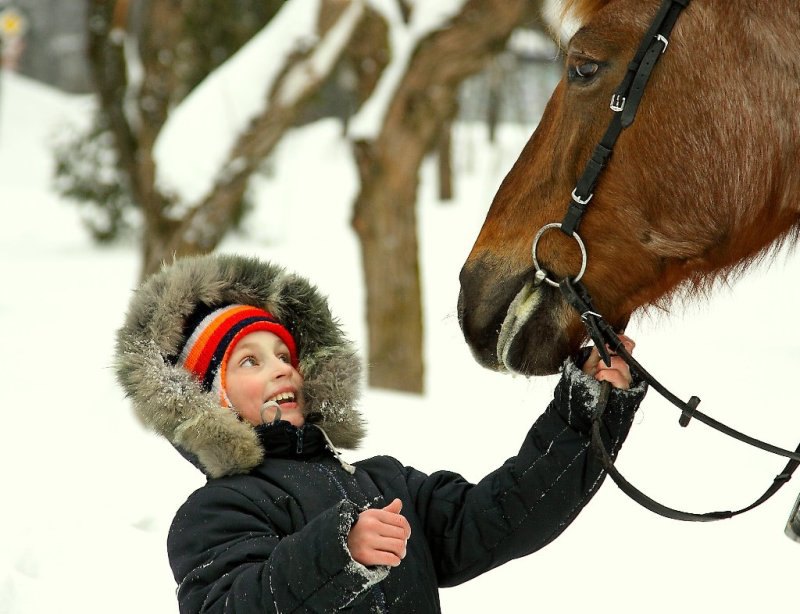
[531,223,588,288]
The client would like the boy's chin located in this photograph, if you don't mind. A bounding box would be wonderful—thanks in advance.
[279,405,305,427]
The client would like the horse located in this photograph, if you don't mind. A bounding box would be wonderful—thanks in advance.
[457,0,800,377]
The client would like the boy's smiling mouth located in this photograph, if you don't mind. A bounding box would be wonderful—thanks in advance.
[267,391,296,405]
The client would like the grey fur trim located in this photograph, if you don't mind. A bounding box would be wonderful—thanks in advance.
[114,253,365,477]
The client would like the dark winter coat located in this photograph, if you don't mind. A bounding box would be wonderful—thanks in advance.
[114,253,647,614]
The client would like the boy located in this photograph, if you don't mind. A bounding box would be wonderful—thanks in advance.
[115,253,645,613]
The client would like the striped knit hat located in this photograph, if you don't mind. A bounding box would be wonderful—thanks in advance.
[176,304,298,407]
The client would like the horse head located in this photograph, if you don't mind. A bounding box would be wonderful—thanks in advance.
[458,0,800,375]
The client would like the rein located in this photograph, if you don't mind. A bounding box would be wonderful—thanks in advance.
[529,0,800,533]
[562,278,800,523]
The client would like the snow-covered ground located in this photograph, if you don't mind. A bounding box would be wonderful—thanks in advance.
[1,70,798,613]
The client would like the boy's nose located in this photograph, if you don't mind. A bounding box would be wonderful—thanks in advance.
[271,358,293,378]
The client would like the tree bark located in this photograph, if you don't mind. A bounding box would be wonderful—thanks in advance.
[135,0,187,273]
[351,0,537,392]
[437,119,453,201]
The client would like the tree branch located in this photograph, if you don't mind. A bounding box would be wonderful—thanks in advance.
[162,0,376,259]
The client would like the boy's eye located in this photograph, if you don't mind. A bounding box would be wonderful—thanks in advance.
[240,356,258,367]
[278,353,290,364]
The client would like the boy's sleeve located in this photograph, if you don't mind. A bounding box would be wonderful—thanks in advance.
[168,492,388,613]
[406,354,647,587]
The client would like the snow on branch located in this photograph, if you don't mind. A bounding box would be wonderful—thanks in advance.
[153,0,324,207]
[348,0,469,140]
[157,0,370,255]
[275,0,365,107]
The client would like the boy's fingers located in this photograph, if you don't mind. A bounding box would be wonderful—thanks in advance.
[380,499,411,538]
[595,356,632,389]
[614,334,635,353]
[371,551,403,567]
[583,335,636,381]
[401,516,411,539]
[374,536,407,559]
[376,523,408,541]
[373,509,410,535]
[596,370,629,390]
[599,355,629,371]
[382,498,402,514]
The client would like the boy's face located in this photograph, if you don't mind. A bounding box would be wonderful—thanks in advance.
[225,331,305,427]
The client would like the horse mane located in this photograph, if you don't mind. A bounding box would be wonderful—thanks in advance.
[558,0,610,25]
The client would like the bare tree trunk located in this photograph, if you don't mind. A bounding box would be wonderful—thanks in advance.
[486,58,503,143]
[86,0,142,202]
[352,0,537,392]
[437,119,453,201]
[353,139,426,393]
[135,0,187,274]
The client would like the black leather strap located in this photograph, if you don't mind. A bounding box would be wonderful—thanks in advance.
[558,277,800,522]
[560,277,800,464]
[592,381,800,522]
[561,0,691,236]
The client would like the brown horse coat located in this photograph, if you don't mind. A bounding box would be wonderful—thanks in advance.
[459,0,800,375]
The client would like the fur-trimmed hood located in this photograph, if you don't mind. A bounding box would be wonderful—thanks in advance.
[114,253,365,478]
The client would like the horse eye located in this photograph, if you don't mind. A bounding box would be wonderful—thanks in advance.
[574,62,599,79]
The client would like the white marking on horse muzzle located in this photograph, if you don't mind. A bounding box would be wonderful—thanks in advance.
[497,280,543,374]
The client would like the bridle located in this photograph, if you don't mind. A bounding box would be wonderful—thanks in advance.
[530,0,800,535]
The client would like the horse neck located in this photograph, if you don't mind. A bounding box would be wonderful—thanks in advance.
[678,4,800,258]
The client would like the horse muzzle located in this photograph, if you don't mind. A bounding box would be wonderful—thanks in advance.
[457,259,572,375]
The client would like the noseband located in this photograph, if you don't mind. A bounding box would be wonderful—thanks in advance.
[531,0,800,537]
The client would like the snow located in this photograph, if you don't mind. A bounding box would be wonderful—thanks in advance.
[2,67,800,614]
[274,0,365,107]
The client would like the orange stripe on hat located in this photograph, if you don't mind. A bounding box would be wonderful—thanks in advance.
[181,305,253,374]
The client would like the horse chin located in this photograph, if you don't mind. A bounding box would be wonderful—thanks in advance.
[496,281,573,376]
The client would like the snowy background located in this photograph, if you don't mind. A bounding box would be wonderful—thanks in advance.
[1,66,799,613]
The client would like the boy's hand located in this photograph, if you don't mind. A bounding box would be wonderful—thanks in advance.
[582,334,635,390]
[347,498,411,567]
